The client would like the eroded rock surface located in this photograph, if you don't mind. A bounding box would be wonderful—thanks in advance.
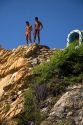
[41,84,83,125]
[0,43,55,123]
[0,43,83,125]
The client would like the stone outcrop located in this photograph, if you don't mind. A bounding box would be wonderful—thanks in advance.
[0,43,55,123]
[0,43,83,125]
[41,84,83,125]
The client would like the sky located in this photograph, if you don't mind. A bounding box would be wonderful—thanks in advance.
[0,0,83,49]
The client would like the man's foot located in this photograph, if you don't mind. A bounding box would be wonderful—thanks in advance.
[26,40,28,45]
[38,42,40,45]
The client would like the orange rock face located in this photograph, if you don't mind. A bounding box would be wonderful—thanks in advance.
[0,43,54,124]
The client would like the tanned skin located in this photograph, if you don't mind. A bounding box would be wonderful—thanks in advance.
[25,21,32,44]
[34,17,43,44]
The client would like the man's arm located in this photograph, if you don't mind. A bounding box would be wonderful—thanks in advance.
[40,22,43,30]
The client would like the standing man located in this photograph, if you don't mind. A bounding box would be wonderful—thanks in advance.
[34,17,43,44]
[25,21,32,44]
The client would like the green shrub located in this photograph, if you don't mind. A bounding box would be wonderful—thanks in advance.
[32,43,83,97]
[64,73,83,84]
[17,88,41,125]
[51,43,83,77]
[18,43,83,124]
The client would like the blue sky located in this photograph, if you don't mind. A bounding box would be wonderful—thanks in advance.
[0,0,83,49]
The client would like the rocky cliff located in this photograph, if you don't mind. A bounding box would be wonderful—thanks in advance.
[0,43,55,124]
[0,43,83,125]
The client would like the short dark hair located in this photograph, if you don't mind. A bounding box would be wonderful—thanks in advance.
[35,17,38,21]
[26,21,29,25]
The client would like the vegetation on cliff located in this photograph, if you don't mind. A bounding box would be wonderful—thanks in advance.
[0,43,83,125]
[19,43,83,125]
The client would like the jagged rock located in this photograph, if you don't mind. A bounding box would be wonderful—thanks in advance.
[41,84,83,125]
[0,43,83,125]
[0,43,54,124]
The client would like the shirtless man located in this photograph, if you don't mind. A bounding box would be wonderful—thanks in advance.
[34,17,43,44]
[25,21,32,44]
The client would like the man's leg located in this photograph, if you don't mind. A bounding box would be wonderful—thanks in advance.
[26,35,28,44]
[29,37,32,43]
[38,30,40,44]
[29,33,32,43]
[34,30,37,42]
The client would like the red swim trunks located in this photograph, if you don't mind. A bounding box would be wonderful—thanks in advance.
[34,29,40,37]
[25,32,31,41]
